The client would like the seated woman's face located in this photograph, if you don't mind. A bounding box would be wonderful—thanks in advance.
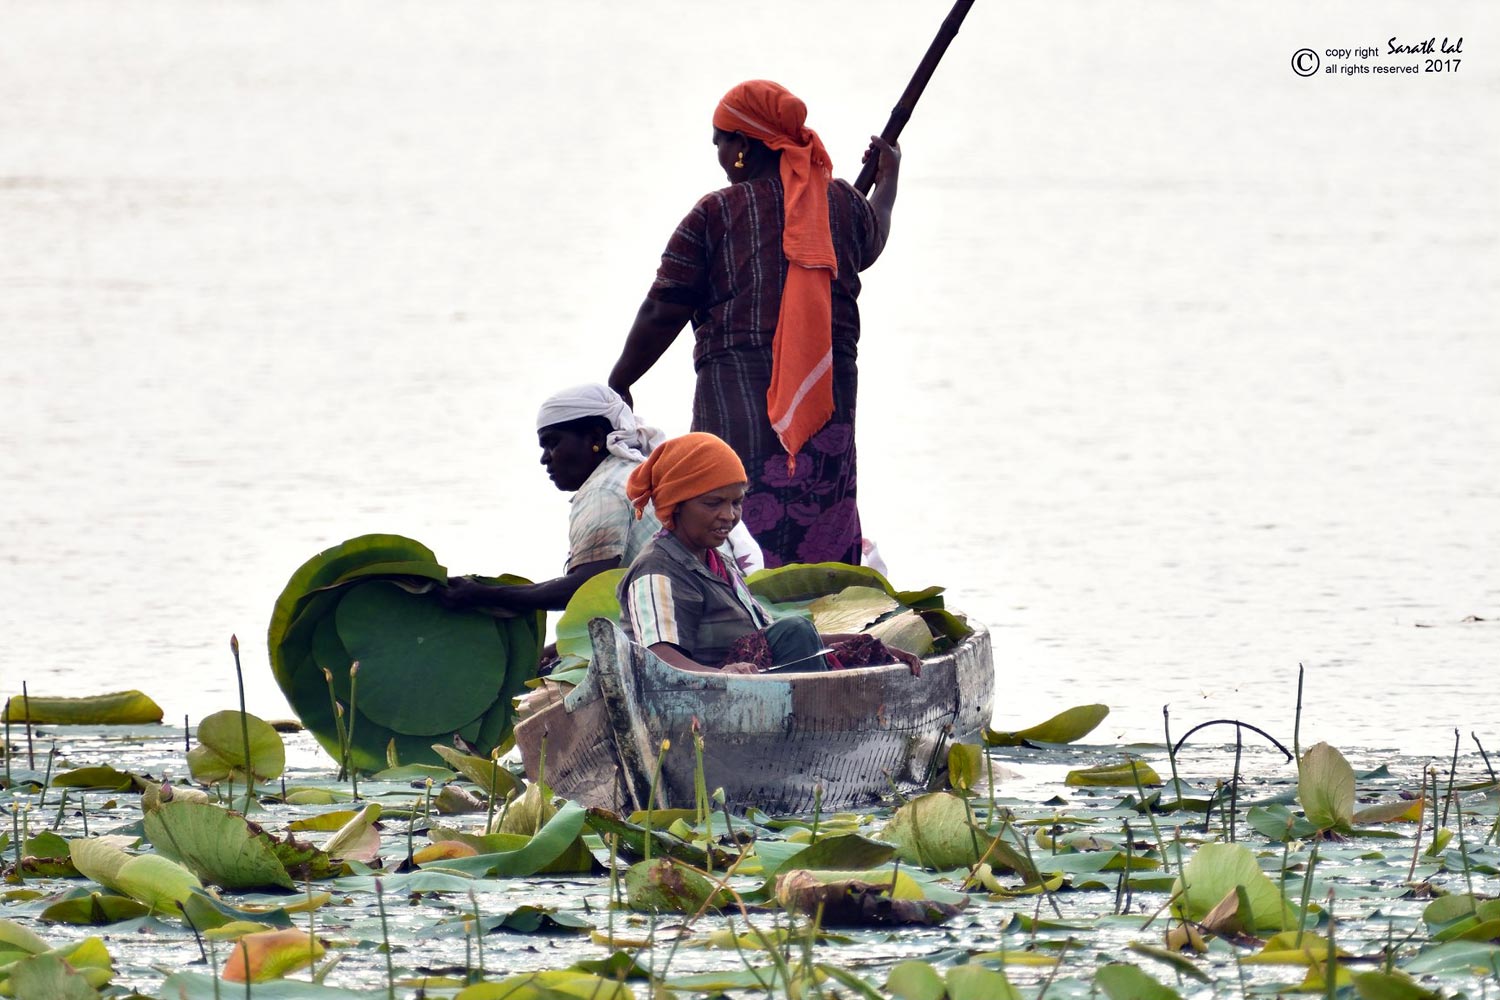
[674,482,747,552]
[537,426,601,492]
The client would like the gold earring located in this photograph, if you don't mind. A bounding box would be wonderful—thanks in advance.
[592,445,601,453]
[735,150,745,169]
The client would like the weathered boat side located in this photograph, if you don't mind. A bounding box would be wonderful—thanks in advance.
[513,616,993,815]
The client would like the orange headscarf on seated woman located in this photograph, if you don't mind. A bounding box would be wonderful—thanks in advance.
[712,80,836,468]
[626,432,747,531]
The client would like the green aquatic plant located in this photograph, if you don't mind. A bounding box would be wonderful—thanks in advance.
[267,533,544,772]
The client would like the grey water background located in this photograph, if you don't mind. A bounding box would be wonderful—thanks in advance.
[2,1,1496,760]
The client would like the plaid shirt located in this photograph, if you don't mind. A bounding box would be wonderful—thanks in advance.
[566,456,662,571]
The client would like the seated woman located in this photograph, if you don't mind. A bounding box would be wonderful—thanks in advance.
[445,384,760,614]
[620,432,920,676]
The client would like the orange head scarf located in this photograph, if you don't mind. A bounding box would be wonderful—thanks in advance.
[713,80,836,468]
[626,432,747,530]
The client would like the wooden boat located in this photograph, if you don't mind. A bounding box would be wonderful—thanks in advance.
[513,616,994,815]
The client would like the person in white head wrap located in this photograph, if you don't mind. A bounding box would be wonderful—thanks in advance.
[444,384,762,616]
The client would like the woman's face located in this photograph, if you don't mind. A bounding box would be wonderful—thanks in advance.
[713,130,744,183]
[537,425,605,492]
[673,482,747,553]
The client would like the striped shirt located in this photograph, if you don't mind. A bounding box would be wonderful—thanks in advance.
[619,531,772,667]
[566,456,662,571]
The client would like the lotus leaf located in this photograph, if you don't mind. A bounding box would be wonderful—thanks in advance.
[1299,742,1356,832]
[454,971,636,1000]
[554,569,625,663]
[747,562,899,603]
[886,960,945,1000]
[221,928,325,983]
[625,857,719,913]
[985,704,1110,746]
[4,952,104,1000]
[50,766,139,791]
[945,964,1023,1000]
[431,744,522,799]
[1066,759,1161,787]
[947,742,985,795]
[1352,969,1445,1000]
[187,710,286,784]
[143,800,296,890]
[428,800,592,877]
[114,854,204,913]
[1095,963,1182,1000]
[39,891,150,926]
[1,690,162,725]
[269,534,543,771]
[323,803,382,861]
[881,791,991,871]
[808,586,900,633]
[867,610,936,656]
[1171,842,1299,931]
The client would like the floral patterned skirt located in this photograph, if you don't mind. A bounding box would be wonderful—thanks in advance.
[693,348,861,568]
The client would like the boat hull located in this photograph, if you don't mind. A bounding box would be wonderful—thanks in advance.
[514,617,994,815]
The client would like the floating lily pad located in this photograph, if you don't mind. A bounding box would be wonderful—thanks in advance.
[2,690,162,725]
[1299,742,1356,833]
[985,704,1110,746]
[187,710,286,784]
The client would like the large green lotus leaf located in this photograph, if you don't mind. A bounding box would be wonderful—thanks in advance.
[430,745,522,799]
[880,792,987,870]
[4,953,103,1000]
[1066,759,1161,787]
[866,610,936,656]
[2,690,163,725]
[114,853,204,913]
[886,961,946,1000]
[1299,742,1356,833]
[268,534,443,687]
[1171,842,1299,931]
[429,800,590,877]
[985,704,1111,747]
[187,710,286,784]
[67,838,136,895]
[946,965,1024,1000]
[808,586,901,634]
[555,569,625,663]
[455,971,636,1000]
[332,581,503,735]
[747,562,897,603]
[143,800,295,891]
[39,891,151,926]
[1095,963,1183,1000]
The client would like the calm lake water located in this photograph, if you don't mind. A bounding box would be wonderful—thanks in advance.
[3,1,1496,760]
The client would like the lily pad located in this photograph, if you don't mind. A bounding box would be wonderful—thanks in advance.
[1171,842,1299,932]
[187,710,286,784]
[1299,742,1355,833]
[2,690,163,725]
[143,800,296,890]
[985,704,1110,746]
[554,569,626,664]
[808,586,901,633]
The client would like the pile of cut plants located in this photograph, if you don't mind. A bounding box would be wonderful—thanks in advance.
[4,682,1499,999]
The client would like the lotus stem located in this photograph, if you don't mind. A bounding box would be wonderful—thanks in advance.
[80,791,89,837]
[1015,825,1063,918]
[643,738,670,861]
[1295,840,1320,948]
[1229,727,1244,842]
[1163,705,1185,804]
[37,743,54,810]
[50,788,68,830]
[207,934,220,1000]
[1172,718,1292,761]
[229,635,254,813]
[347,661,360,800]
[1406,780,1427,882]
[322,668,348,781]
[1128,753,1171,874]
[1454,790,1477,902]
[809,785,823,845]
[1115,820,1133,915]
[1035,937,1068,1000]
[9,799,18,870]
[1294,663,1304,762]
[4,708,11,787]
[692,720,709,829]
[1427,767,1441,854]
[23,681,34,768]
[1323,890,1337,1000]
[484,751,501,833]
[985,749,998,830]
[468,888,485,981]
[184,715,191,754]
[1441,729,1460,827]
[1472,732,1497,784]
[374,878,396,1000]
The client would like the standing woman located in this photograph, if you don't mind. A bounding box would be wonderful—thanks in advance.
[608,79,900,569]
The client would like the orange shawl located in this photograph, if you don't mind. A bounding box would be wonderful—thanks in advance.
[713,80,835,466]
[626,432,747,530]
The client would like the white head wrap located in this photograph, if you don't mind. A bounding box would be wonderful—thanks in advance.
[534,383,666,464]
